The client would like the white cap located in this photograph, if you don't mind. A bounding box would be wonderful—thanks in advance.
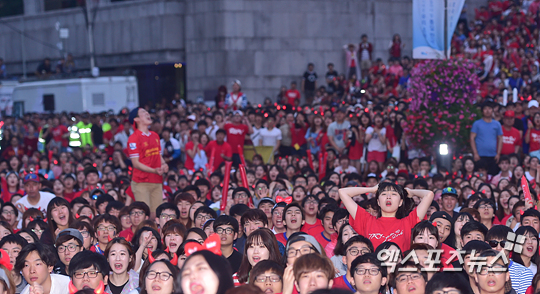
[529,100,539,108]
[187,115,196,121]
[233,110,243,116]
[232,79,241,86]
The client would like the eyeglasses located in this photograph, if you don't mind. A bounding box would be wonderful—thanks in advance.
[235,193,249,198]
[32,229,44,234]
[196,215,212,221]
[478,205,493,210]
[97,226,116,233]
[130,211,145,216]
[347,247,371,256]
[73,270,99,279]
[160,213,176,220]
[354,267,381,276]
[488,240,507,248]
[478,265,507,275]
[1,210,15,216]
[80,231,90,238]
[396,273,423,283]
[121,215,130,221]
[254,274,281,283]
[287,246,313,257]
[57,244,80,253]
[433,290,461,294]
[146,270,173,281]
[304,200,318,205]
[216,227,234,235]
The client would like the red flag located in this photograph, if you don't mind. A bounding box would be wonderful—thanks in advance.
[238,145,247,167]
[522,175,533,205]
[306,150,314,171]
[239,164,249,188]
[220,161,233,211]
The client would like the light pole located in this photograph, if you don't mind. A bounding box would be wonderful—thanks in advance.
[82,0,99,76]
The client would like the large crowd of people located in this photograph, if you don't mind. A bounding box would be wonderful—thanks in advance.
[2,1,540,294]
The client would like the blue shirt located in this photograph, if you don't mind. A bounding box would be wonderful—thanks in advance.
[509,260,534,294]
[471,118,503,157]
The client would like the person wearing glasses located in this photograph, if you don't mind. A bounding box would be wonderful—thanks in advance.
[119,202,150,242]
[139,260,178,294]
[213,215,243,273]
[155,203,180,233]
[474,199,497,230]
[15,242,71,294]
[391,261,427,294]
[485,225,533,294]
[292,253,334,294]
[53,229,84,276]
[333,235,373,292]
[193,206,217,230]
[68,250,110,292]
[474,250,510,294]
[91,214,121,255]
[460,240,491,294]
[104,238,139,294]
[70,221,95,250]
[348,253,387,294]
[249,260,284,294]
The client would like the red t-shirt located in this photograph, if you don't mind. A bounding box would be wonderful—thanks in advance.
[52,125,69,147]
[285,89,301,105]
[529,128,540,152]
[127,129,163,184]
[225,123,249,154]
[301,219,323,235]
[314,231,332,249]
[184,141,202,171]
[63,191,77,203]
[349,207,419,252]
[332,275,355,292]
[119,228,134,242]
[502,127,521,155]
[275,232,288,246]
[204,141,232,171]
[24,137,38,156]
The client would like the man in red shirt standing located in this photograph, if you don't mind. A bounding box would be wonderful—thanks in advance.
[127,107,168,218]
[285,81,301,106]
[50,117,69,152]
[224,110,253,165]
[204,129,232,172]
[501,110,521,155]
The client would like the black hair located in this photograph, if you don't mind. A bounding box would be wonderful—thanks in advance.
[128,201,151,216]
[513,226,540,267]
[229,204,250,218]
[374,242,402,260]
[248,260,284,285]
[95,194,115,210]
[240,209,268,227]
[176,250,234,294]
[232,187,250,199]
[522,208,540,222]
[156,202,180,219]
[461,221,488,240]
[69,250,110,279]
[318,197,338,208]
[318,204,338,222]
[0,234,27,249]
[105,201,125,214]
[342,235,374,256]
[486,225,512,242]
[425,272,473,294]
[350,253,387,294]
[194,206,217,221]
[282,202,305,223]
[16,229,39,243]
[183,185,201,200]
[213,215,239,234]
[331,208,349,229]
[185,228,207,241]
[301,194,318,207]
[374,182,413,219]
[15,242,57,272]
[70,197,89,207]
[1,202,18,218]
[140,260,178,294]
[411,220,440,247]
[132,227,162,252]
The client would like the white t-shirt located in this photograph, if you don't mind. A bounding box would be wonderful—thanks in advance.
[259,127,282,147]
[16,191,56,217]
[334,166,358,174]
[366,127,387,152]
[21,274,70,294]
[251,126,263,147]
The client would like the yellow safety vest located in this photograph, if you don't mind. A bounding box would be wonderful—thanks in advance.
[76,122,93,147]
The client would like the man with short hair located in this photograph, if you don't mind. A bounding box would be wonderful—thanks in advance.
[259,115,282,155]
[471,101,503,175]
[92,214,121,253]
[439,187,458,218]
[460,240,491,293]
[155,203,180,232]
[213,215,243,273]
[300,195,323,235]
[332,235,373,291]
[16,243,71,294]
[119,201,150,241]
[475,250,510,294]
[276,203,306,245]
[128,107,168,219]
[54,229,84,276]
[485,225,533,294]
[301,63,318,105]
[0,235,28,293]
[461,221,489,246]
[285,81,301,106]
[501,110,521,155]
[204,128,232,172]
[69,250,109,291]
[240,209,268,237]
[315,205,338,248]
[327,107,351,155]
[294,253,334,294]
[15,174,56,217]
[491,155,513,186]
[232,187,251,206]
[224,110,253,165]
[520,209,540,233]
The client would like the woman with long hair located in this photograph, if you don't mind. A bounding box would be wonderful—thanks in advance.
[41,197,73,245]
[513,226,540,275]
[305,114,327,156]
[139,260,178,294]
[236,228,282,285]
[494,189,513,225]
[331,222,358,277]
[453,212,472,249]
[1,171,23,203]
[461,157,476,180]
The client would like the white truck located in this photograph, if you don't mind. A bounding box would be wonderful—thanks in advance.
[11,76,139,114]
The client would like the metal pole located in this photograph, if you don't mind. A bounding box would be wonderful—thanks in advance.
[20,17,27,79]
[444,0,448,59]
[86,2,95,70]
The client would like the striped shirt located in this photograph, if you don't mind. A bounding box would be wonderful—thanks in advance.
[509,260,534,294]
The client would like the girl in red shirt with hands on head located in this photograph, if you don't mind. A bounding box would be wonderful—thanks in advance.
[339,183,434,252]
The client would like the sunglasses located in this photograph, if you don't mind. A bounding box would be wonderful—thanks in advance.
[488,240,507,248]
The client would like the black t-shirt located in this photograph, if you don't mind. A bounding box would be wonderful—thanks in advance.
[92,124,104,146]
[227,248,243,273]
[36,63,52,74]
[109,280,128,294]
[303,71,318,90]
[325,70,338,83]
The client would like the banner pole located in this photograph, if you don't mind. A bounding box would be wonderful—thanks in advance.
[444,0,448,59]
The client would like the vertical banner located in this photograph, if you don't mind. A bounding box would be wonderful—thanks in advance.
[412,0,465,59]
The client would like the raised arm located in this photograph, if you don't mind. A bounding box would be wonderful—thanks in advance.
[339,186,378,218]
[405,188,434,220]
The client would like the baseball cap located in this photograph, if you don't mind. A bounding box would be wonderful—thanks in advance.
[503,110,515,118]
[63,173,76,181]
[429,211,453,223]
[23,174,39,184]
[441,187,458,198]
[56,228,84,245]
[286,233,322,255]
[233,110,243,116]
[367,173,378,180]
[187,115,196,121]
[232,79,241,87]
[128,107,141,125]
[529,100,539,109]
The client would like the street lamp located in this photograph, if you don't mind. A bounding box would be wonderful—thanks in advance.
[438,143,451,172]
[439,144,449,155]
